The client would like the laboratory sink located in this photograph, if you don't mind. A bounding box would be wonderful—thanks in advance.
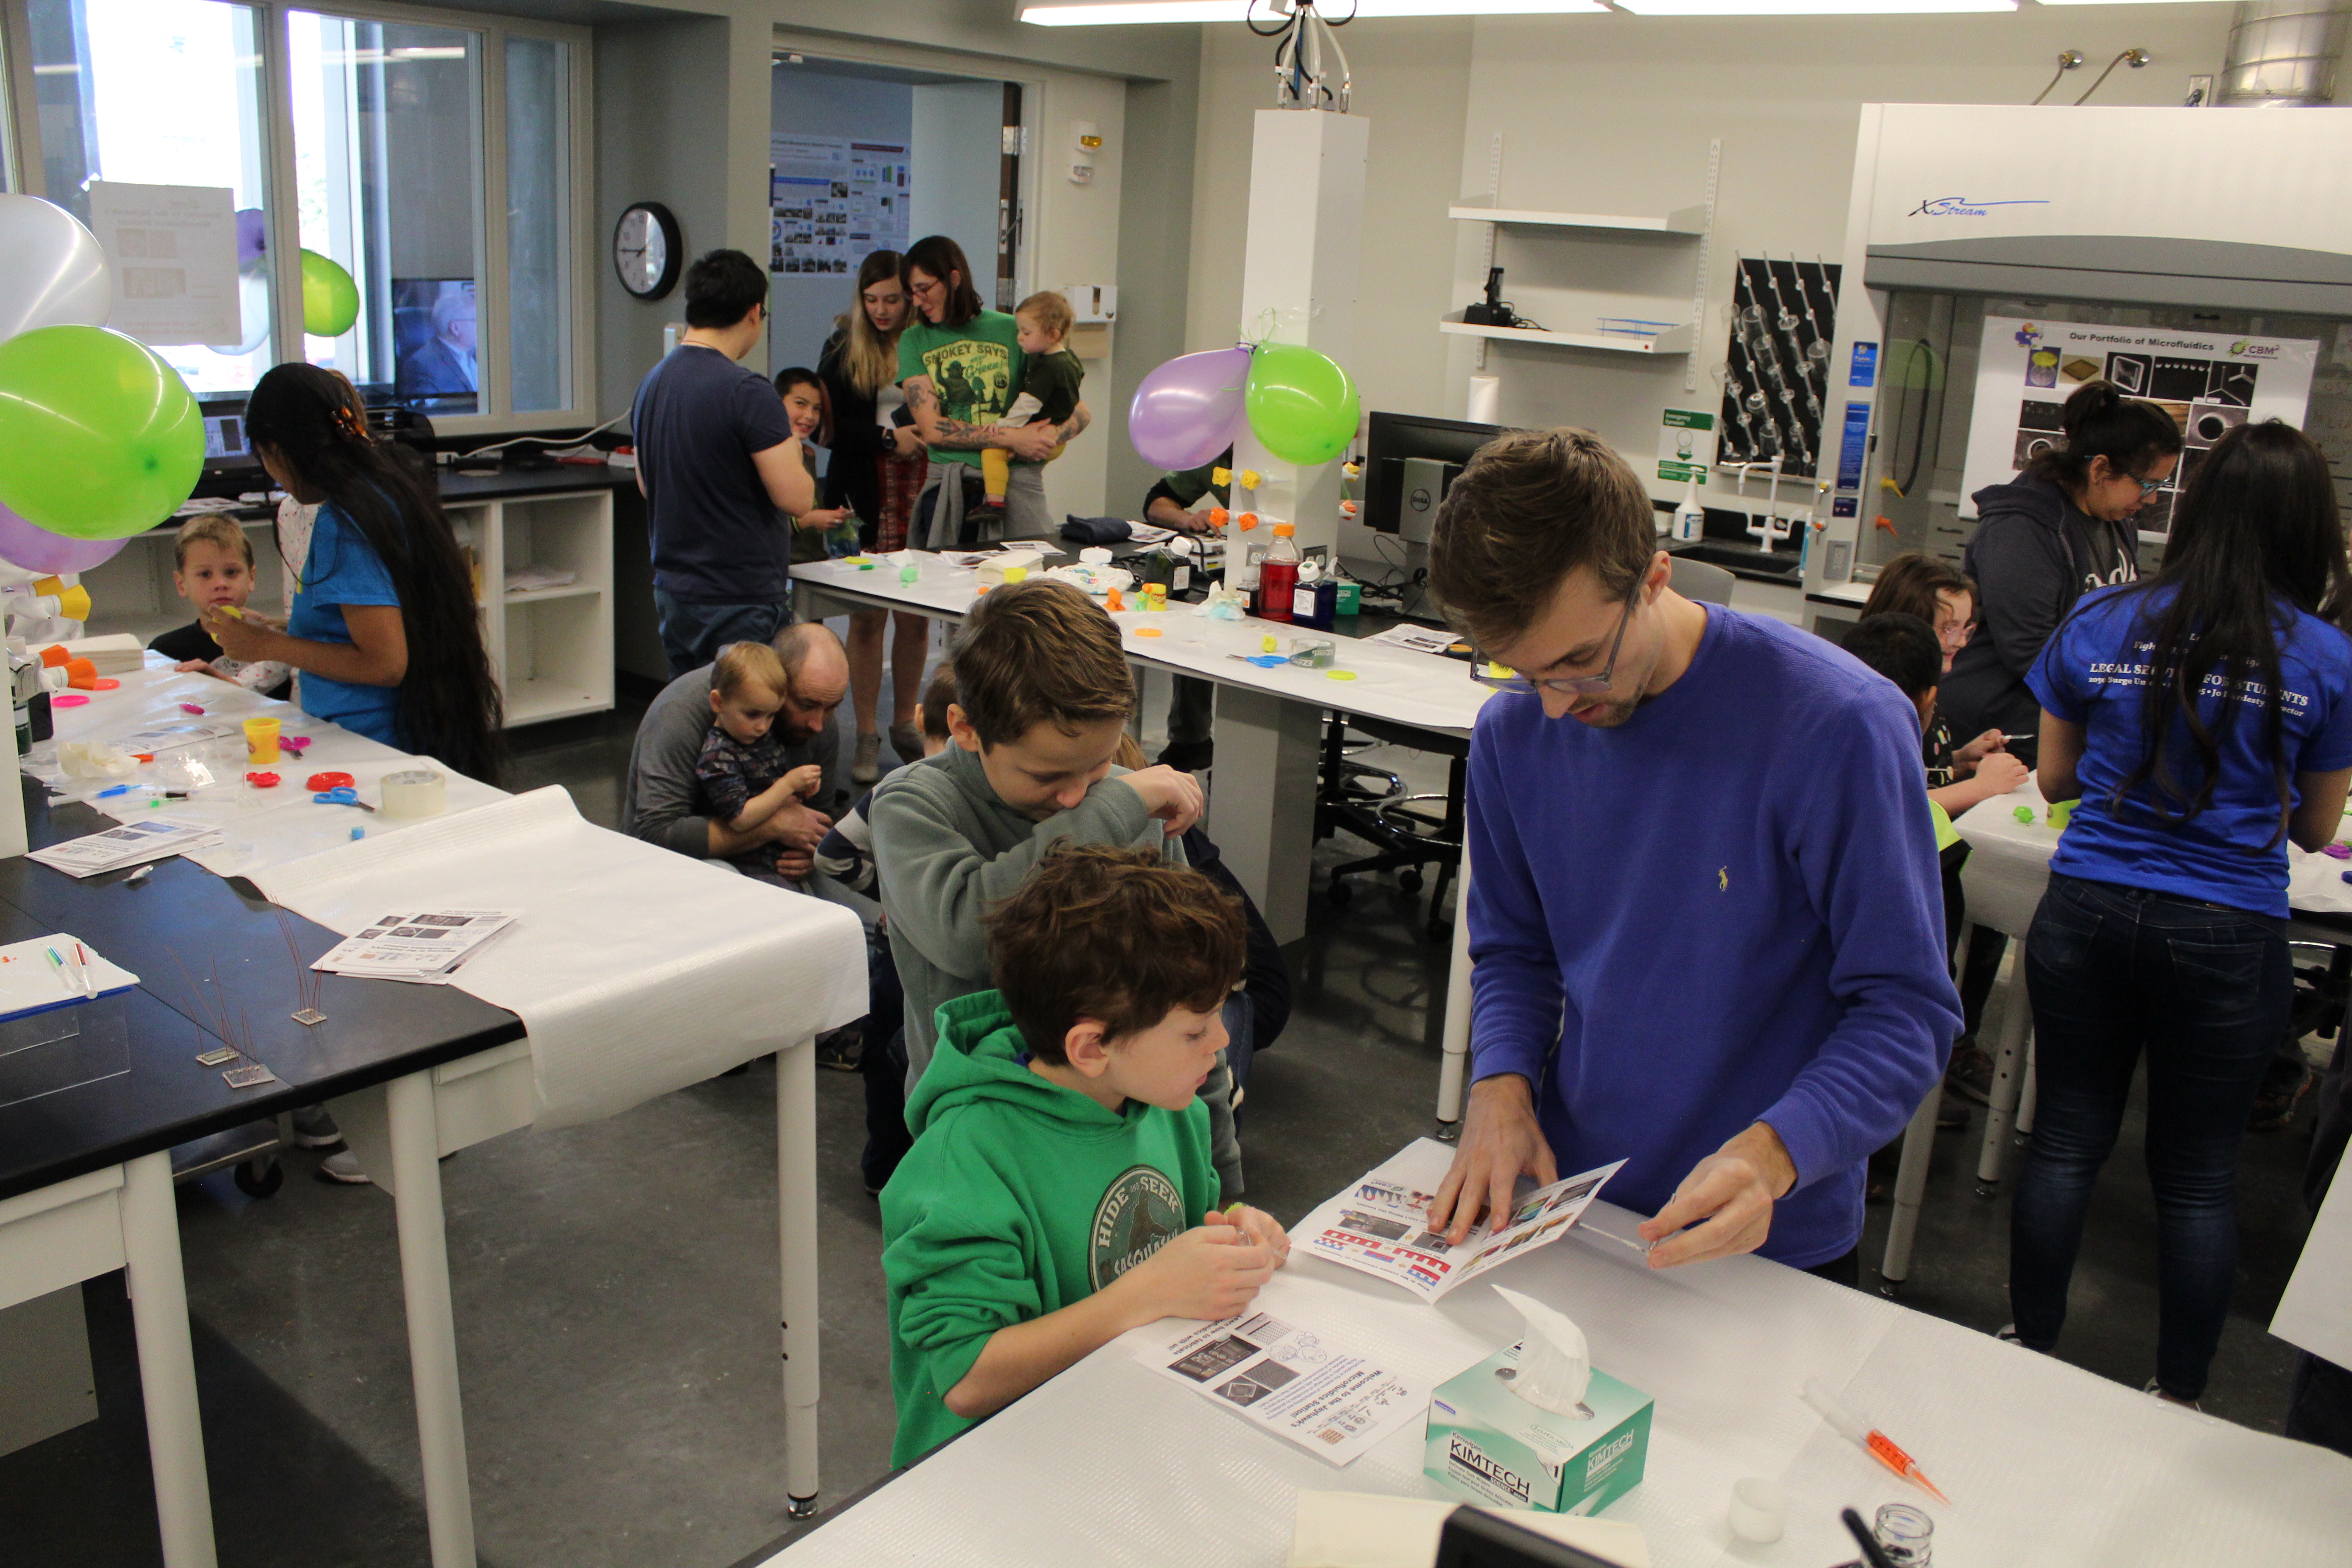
[1669,542,1803,579]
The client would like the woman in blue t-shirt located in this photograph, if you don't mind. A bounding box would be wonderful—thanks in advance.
[202,363,503,781]
[2011,421,2352,1407]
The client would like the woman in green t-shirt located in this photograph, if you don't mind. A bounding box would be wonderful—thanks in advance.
[897,234,1088,547]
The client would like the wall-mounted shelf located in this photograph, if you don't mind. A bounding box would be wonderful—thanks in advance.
[1440,317,1695,356]
[1449,199,1707,236]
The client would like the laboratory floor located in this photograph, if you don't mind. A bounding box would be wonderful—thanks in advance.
[0,664,2332,1568]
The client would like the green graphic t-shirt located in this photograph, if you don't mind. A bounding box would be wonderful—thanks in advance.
[897,309,1028,469]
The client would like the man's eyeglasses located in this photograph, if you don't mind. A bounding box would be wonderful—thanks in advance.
[1471,580,1642,697]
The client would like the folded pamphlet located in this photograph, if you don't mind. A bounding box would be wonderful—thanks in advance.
[311,908,520,982]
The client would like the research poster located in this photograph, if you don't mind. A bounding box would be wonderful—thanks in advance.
[86,181,240,347]
[769,134,909,275]
[1960,316,2318,539]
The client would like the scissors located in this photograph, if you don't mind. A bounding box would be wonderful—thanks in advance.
[312,787,377,813]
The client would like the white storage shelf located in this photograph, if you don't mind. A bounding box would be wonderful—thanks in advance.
[82,489,614,732]
[1449,199,1707,236]
[1439,315,1696,357]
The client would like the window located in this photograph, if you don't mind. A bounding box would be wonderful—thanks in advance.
[25,0,279,397]
[9,0,588,425]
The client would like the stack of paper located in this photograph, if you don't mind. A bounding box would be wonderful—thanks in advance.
[504,564,578,593]
[28,819,225,878]
[310,908,520,983]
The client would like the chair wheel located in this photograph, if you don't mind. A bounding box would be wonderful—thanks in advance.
[1878,1279,1903,1300]
[1399,869,1424,894]
[1326,880,1354,907]
[235,1159,284,1198]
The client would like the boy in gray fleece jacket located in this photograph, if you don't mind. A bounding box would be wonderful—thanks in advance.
[870,578,1246,1195]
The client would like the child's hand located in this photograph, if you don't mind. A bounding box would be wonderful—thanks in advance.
[797,507,849,531]
[783,763,823,799]
[1973,750,2029,796]
[1118,765,1204,838]
[173,659,234,685]
[1207,1203,1291,1266]
[1121,1223,1278,1323]
[200,604,272,662]
[1952,727,2007,767]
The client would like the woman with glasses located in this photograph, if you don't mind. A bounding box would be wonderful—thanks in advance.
[1862,553,2028,816]
[2006,421,2352,1409]
[1941,380,2182,768]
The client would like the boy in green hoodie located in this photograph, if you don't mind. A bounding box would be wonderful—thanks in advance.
[882,845,1289,1465]
[870,577,1248,1197]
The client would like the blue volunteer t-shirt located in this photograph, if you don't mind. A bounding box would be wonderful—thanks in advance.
[631,343,797,604]
[289,503,403,747]
[2029,584,2352,918]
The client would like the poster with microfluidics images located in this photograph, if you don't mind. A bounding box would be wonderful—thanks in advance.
[769,134,909,276]
[1960,317,2317,541]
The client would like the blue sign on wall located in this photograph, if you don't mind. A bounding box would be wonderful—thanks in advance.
[1848,342,1878,388]
[1837,402,1872,492]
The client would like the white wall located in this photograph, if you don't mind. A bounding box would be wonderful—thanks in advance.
[1184,10,2239,557]
[1026,69,1127,523]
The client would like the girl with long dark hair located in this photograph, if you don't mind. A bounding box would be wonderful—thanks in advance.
[2008,420,2352,1407]
[204,362,505,782]
[820,251,934,782]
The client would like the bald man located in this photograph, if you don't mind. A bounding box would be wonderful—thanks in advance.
[624,622,850,884]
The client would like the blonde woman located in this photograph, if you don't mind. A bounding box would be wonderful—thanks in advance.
[819,250,932,782]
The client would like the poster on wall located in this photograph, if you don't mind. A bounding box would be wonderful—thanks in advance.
[769,134,910,276]
[1960,316,2319,539]
[86,182,240,347]
[1656,408,1716,485]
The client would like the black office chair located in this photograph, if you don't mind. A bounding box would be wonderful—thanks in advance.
[1315,710,1468,933]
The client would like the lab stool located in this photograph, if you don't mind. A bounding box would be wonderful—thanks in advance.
[171,1112,293,1198]
[1315,713,1468,933]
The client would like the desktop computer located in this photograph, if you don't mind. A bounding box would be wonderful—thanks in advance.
[1362,411,1503,545]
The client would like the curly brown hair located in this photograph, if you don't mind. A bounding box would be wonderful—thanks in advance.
[986,845,1245,1066]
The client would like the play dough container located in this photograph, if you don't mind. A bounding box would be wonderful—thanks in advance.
[243,715,281,764]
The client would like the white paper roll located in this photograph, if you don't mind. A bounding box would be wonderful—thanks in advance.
[1466,374,1501,426]
[379,769,447,819]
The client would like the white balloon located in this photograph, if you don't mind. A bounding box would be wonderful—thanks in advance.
[0,195,112,343]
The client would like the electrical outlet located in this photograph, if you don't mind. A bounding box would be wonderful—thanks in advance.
[2186,73,2214,108]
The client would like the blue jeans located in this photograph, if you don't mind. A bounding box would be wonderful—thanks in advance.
[653,588,791,680]
[2009,872,2289,1400]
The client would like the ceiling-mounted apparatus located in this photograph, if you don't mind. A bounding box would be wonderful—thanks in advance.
[2219,0,2351,105]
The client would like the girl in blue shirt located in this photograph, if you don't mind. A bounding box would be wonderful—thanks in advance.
[2012,421,2352,1407]
[201,364,503,781]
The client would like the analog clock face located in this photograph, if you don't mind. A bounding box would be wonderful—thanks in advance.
[615,206,667,296]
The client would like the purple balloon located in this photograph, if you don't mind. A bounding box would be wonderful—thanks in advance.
[235,208,267,268]
[1127,347,1252,472]
[0,502,131,574]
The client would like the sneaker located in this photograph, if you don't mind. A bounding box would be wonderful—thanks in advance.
[1947,1043,1995,1106]
[967,498,1008,524]
[2143,1377,2201,1411]
[1157,739,1215,773]
[2249,1062,2311,1132]
[1936,1092,1970,1132]
[317,1148,372,1186]
[291,1105,344,1150]
[888,720,926,767]
[816,1024,863,1072]
[850,732,882,786]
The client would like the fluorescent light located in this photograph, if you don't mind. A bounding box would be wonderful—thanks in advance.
[1022,1,1607,23]
[1618,0,2010,11]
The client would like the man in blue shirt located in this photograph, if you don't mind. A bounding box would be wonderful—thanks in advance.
[631,250,816,677]
[1424,429,1960,1281]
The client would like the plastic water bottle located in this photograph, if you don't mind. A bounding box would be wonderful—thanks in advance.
[1258,522,1301,622]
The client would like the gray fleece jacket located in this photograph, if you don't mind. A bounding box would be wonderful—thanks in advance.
[620,662,837,861]
[870,743,1184,1077]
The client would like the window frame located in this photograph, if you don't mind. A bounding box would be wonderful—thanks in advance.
[0,0,594,431]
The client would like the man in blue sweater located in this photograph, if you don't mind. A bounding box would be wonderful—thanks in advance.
[1424,429,1960,1281]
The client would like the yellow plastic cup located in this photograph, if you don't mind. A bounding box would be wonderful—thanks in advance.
[244,715,281,764]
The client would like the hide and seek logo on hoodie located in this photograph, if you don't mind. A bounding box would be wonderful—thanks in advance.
[1091,1164,1184,1289]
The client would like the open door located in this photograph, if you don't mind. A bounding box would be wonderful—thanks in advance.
[996,83,1023,311]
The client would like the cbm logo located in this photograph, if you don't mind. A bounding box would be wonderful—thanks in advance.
[1909,196,2050,218]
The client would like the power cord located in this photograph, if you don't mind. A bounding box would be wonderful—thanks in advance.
[2074,48,2151,105]
[2031,50,2084,106]
[457,411,629,462]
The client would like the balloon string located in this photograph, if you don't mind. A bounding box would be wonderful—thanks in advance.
[1243,308,1279,349]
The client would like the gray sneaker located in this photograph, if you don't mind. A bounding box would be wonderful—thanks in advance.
[850,732,882,785]
[317,1148,371,1185]
[291,1105,344,1149]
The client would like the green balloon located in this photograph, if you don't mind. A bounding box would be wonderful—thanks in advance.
[0,325,202,540]
[1245,342,1360,466]
[301,248,360,337]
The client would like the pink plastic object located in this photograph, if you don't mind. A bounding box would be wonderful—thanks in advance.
[2324,843,2352,861]
[280,735,312,753]
[52,693,88,707]
[180,702,206,715]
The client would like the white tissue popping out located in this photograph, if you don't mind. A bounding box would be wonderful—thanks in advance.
[1490,1285,1592,1418]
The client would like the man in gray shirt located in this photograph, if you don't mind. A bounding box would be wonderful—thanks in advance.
[623,622,849,881]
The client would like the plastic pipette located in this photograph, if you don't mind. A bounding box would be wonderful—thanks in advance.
[1801,1377,1950,1504]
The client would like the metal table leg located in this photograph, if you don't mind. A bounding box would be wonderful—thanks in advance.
[779,1034,821,1519]
[121,1150,218,1568]
[1436,846,1473,1137]
[387,1070,475,1568]
[1878,1088,1940,1297]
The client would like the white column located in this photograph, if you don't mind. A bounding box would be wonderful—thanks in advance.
[1209,685,1323,946]
[1435,846,1474,1129]
[387,1070,476,1568]
[1232,109,1368,565]
[779,1035,821,1516]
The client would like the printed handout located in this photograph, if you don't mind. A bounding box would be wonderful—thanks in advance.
[1137,1309,1424,1465]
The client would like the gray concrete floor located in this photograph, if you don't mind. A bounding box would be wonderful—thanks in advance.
[0,652,2331,1567]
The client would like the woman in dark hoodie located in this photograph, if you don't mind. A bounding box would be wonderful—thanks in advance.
[1942,381,2183,765]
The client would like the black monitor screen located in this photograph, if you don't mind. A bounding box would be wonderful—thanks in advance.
[201,403,259,471]
[1363,411,1504,537]
[391,278,479,413]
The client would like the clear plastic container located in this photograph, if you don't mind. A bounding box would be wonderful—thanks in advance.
[1257,523,1301,622]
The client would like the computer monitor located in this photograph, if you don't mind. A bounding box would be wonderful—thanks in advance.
[199,399,261,475]
[1363,411,1503,544]
[391,278,479,412]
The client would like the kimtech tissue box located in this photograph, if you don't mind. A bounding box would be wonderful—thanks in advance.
[1425,1341,1652,1516]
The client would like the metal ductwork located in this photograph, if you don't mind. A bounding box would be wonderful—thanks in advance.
[2220,0,2352,105]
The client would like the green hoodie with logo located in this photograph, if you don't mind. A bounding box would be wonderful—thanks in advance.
[881,990,1218,1466]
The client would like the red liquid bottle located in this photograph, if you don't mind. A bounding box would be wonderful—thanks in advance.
[1258,522,1300,622]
